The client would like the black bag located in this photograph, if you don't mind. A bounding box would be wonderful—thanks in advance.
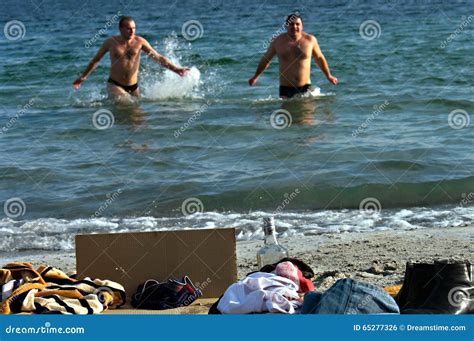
[396,260,473,314]
[132,276,202,310]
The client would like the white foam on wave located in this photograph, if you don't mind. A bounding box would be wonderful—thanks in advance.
[1,205,473,252]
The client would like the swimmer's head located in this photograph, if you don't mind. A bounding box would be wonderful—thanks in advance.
[119,16,136,40]
[286,13,303,37]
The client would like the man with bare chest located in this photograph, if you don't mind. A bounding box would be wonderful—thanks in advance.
[249,13,338,98]
[73,16,189,98]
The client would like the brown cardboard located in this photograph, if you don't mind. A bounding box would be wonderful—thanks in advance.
[103,298,218,314]
[75,228,237,301]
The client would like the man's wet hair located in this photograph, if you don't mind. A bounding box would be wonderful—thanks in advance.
[119,16,134,27]
[285,12,302,26]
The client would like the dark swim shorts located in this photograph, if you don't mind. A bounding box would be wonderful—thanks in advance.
[108,77,139,94]
[279,84,311,98]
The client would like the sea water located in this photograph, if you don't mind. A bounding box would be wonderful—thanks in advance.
[0,0,473,252]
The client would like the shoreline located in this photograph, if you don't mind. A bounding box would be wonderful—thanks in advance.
[1,226,472,291]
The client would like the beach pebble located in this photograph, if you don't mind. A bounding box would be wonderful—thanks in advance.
[367,261,385,274]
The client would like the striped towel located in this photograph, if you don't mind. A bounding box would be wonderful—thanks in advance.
[1,262,125,314]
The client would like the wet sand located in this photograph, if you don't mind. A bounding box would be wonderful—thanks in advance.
[1,226,472,291]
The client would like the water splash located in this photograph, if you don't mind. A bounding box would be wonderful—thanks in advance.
[142,67,201,100]
[141,34,202,100]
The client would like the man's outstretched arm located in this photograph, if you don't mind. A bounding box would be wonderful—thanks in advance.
[248,41,276,86]
[312,37,338,85]
[73,40,109,90]
[141,38,189,77]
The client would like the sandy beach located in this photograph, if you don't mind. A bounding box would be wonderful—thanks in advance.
[1,226,472,292]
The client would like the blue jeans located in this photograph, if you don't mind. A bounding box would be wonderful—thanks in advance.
[302,278,400,314]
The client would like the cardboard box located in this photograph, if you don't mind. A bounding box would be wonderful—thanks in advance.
[75,228,237,301]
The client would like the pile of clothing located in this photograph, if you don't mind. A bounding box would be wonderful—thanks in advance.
[211,258,321,314]
[0,262,125,314]
[211,258,474,315]
[131,275,202,310]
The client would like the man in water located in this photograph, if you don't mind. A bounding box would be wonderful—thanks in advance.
[248,13,338,98]
[73,16,189,97]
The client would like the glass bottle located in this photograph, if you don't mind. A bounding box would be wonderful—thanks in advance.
[256,217,289,269]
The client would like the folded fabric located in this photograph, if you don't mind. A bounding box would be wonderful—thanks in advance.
[302,278,400,314]
[132,276,202,310]
[1,262,125,314]
[217,272,301,314]
[1,262,45,285]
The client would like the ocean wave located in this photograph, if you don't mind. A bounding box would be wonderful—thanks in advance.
[0,204,472,252]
